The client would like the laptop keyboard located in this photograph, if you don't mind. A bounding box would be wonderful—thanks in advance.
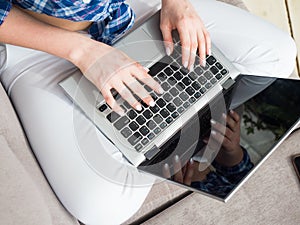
[98,43,228,152]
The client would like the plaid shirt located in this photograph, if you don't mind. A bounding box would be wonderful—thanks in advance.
[0,0,135,45]
[191,148,254,198]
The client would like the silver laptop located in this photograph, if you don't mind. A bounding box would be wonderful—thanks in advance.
[59,10,239,167]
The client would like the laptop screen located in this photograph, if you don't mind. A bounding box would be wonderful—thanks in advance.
[138,74,300,201]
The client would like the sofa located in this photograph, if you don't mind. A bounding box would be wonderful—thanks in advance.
[1,1,300,225]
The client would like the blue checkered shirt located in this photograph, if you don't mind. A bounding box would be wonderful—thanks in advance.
[191,148,254,198]
[0,0,135,45]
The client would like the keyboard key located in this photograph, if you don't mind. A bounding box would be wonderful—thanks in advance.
[174,71,183,80]
[160,108,170,118]
[150,93,158,100]
[167,77,177,86]
[153,127,161,134]
[186,86,195,96]
[198,76,207,85]
[200,87,206,94]
[176,82,185,91]
[153,114,163,124]
[164,67,174,76]
[183,102,190,109]
[98,104,108,112]
[129,121,139,131]
[114,116,130,130]
[188,71,198,81]
[127,110,137,119]
[210,66,219,75]
[171,112,179,119]
[139,126,150,136]
[211,78,217,84]
[149,105,160,113]
[180,67,189,75]
[166,117,173,124]
[144,85,152,92]
[123,101,131,109]
[163,93,173,102]
[178,107,185,114]
[120,127,132,138]
[194,92,201,99]
[204,71,213,80]
[205,82,212,89]
[221,69,228,75]
[157,98,166,108]
[166,103,176,112]
[215,73,222,80]
[161,82,171,91]
[135,143,143,152]
[170,61,180,71]
[216,62,223,70]
[179,92,189,101]
[173,97,183,107]
[195,67,204,75]
[106,112,120,123]
[143,109,153,119]
[182,77,192,86]
[157,72,167,82]
[170,87,179,97]
[160,122,167,129]
[141,138,149,145]
[149,62,168,76]
[128,132,142,146]
[147,132,155,140]
[191,81,201,90]
[146,120,156,130]
[189,97,196,103]
[136,115,146,125]
[207,55,217,65]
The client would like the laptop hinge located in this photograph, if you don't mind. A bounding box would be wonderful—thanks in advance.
[145,145,160,160]
[222,78,235,90]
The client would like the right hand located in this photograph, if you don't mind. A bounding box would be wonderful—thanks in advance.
[75,39,163,115]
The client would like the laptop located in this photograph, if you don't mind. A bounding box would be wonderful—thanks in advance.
[59,10,239,167]
[59,10,300,201]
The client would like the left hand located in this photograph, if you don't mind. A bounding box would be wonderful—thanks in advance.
[160,0,211,70]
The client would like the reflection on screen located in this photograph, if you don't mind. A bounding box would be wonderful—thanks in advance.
[138,75,300,201]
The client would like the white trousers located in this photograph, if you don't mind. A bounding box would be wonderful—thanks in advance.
[0,0,297,224]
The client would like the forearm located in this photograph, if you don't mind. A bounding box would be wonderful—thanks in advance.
[0,6,107,69]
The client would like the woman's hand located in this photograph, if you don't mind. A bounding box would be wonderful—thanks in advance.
[160,0,211,70]
[72,38,163,115]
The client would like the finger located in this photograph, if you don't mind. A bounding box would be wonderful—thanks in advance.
[101,85,124,115]
[162,163,171,179]
[177,24,190,68]
[203,28,211,56]
[173,155,183,183]
[188,29,198,71]
[133,64,164,95]
[197,30,206,67]
[229,110,240,123]
[160,23,174,56]
[211,129,231,148]
[183,159,194,185]
[210,119,227,137]
[123,72,155,107]
[112,79,142,111]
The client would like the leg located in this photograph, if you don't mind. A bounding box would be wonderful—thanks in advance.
[190,0,297,77]
[1,46,155,225]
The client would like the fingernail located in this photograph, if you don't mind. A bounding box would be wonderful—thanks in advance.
[210,119,216,125]
[158,87,164,94]
[117,110,125,116]
[230,110,234,114]
[136,105,142,111]
[208,49,212,56]
[166,47,171,56]
[149,100,155,107]
[164,163,169,169]
[183,61,188,68]
[211,130,217,136]
[189,64,194,71]
[190,158,194,164]
[174,155,180,163]
[202,60,206,67]
[222,113,227,119]
[143,67,150,72]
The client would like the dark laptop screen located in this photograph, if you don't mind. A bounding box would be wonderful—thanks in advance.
[138,74,300,201]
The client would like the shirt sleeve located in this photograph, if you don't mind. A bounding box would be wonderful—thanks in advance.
[0,1,12,26]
